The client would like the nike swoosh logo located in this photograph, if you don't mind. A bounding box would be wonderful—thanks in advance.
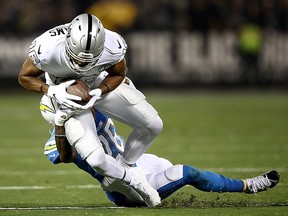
[116,39,122,49]
[37,45,42,54]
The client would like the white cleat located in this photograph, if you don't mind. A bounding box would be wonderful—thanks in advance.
[245,170,280,194]
[128,167,161,207]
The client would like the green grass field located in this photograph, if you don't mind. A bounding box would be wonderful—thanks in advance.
[0,89,287,216]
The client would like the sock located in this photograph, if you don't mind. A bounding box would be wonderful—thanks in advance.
[122,168,132,184]
[242,180,247,191]
[182,165,244,192]
[74,152,133,184]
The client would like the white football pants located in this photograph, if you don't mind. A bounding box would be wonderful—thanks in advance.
[93,78,163,164]
[40,95,128,180]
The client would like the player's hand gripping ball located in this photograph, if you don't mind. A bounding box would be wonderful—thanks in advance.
[66,79,91,104]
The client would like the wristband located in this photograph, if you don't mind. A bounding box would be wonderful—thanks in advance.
[101,84,110,93]
[40,84,44,93]
[55,134,66,138]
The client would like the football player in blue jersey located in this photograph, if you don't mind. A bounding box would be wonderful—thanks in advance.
[44,109,280,207]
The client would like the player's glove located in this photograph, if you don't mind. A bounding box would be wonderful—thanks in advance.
[47,80,82,109]
[54,105,82,126]
[74,88,102,111]
[89,88,102,100]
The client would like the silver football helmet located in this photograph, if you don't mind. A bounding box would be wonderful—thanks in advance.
[65,13,105,74]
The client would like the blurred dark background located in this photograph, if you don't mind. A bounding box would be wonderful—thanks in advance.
[1,0,288,89]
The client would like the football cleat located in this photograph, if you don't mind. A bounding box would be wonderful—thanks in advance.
[245,170,280,194]
[128,167,161,207]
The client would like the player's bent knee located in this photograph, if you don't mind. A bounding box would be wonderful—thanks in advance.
[65,110,102,159]
[86,147,106,170]
[164,164,183,181]
[146,115,163,137]
[65,117,86,145]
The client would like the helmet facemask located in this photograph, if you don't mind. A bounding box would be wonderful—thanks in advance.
[65,14,105,74]
[65,43,100,74]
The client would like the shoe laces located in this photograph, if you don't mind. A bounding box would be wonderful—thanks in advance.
[247,175,272,193]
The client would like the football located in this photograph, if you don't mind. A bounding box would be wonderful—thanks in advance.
[66,79,91,104]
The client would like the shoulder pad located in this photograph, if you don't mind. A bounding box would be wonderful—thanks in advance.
[28,24,68,69]
[103,29,127,60]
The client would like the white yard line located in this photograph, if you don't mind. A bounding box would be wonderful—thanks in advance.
[0,206,124,210]
[202,167,288,173]
[0,185,100,190]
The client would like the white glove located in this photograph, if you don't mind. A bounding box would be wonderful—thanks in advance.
[89,88,102,99]
[75,95,98,111]
[47,80,82,109]
[73,88,102,111]
[54,105,82,126]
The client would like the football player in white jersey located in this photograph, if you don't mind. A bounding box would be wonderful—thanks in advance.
[44,109,280,207]
[18,13,163,207]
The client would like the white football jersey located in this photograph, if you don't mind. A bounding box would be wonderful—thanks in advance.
[28,23,127,89]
